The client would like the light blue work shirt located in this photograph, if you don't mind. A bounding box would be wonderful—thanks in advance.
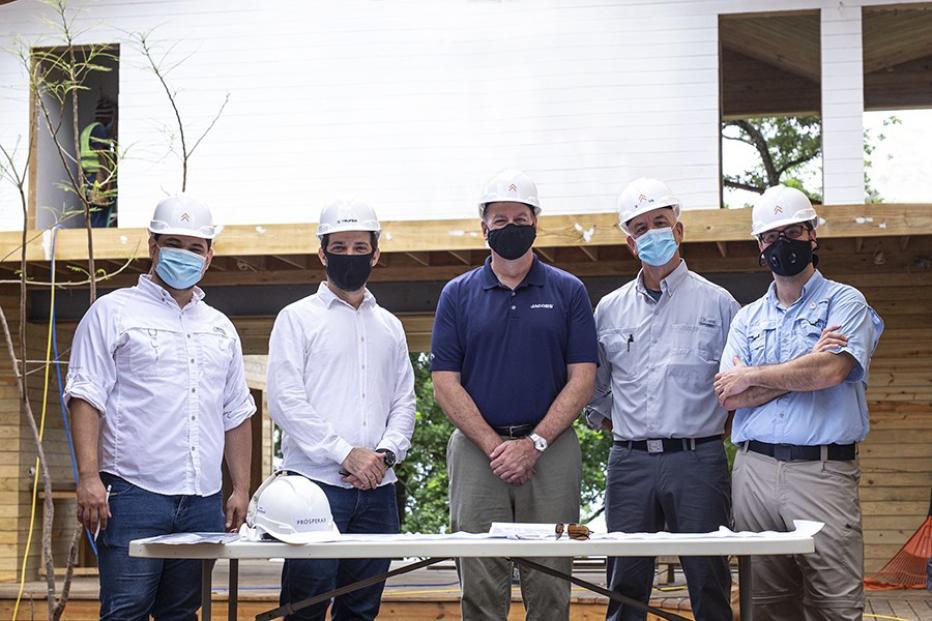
[721,270,883,445]
[588,261,740,440]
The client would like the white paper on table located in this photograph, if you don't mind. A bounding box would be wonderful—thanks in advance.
[140,532,241,545]
[488,522,563,539]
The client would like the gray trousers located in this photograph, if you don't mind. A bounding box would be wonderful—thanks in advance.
[448,427,582,621]
[605,441,733,621]
[733,447,864,620]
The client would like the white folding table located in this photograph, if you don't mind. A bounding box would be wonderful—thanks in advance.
[130,520,822,621]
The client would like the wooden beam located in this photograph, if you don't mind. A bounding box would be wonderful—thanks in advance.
[2,205,931,264]
[447,251,471,266]
[578,246,597,262]
[271,255,306,270]
[406,252,430,267]
[536,248,556,263]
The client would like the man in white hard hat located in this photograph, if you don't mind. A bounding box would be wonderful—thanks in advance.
[715,185,883,620]
[267,199,416,621]
[431,169,598,620]
[66,194,256,619]
[584,177,738,621]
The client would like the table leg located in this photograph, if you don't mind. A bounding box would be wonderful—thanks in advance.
[738,556,753,621]
[257,557,449,621]
[228,559,239,621]
[202,559,212,620]
[508,557,690,621]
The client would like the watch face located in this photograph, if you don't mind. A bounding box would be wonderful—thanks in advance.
[378,449,396,466]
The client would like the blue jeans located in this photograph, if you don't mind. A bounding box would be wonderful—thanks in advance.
[97,473,224,621]
[280,481,400,621]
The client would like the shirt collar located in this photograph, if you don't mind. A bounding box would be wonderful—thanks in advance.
[635,259,688,300]
[137,274,205,306]
[317,281,377,308]
[481,255,546,291]
[765,269,825,309]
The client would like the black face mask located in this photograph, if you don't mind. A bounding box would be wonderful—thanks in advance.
[324,251,373,292]
[760,237,818,276]
[487,224,536,261]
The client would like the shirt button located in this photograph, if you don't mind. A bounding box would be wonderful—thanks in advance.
[191,415,195,421]
[190,358,195,363]
[511,305,516,310]
[187,333,192,339]
[360,337,365,342]
[191,388,196,393]
[511,291,516,297]
[191,447,196,452]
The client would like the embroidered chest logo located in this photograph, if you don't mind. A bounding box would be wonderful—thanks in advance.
[530,303,554,310]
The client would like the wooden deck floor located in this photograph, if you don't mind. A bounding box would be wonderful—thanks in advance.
[1,560,930,620]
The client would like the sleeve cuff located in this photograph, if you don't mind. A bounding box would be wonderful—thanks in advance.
[223,396,257,431]
[330,439,354,466]
[429,359,462,373]
[63,381,108,415]
[584,407,609,430]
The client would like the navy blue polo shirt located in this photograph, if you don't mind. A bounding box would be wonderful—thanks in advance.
[430,256,598,427]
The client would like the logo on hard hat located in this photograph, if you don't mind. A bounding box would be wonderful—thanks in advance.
[637,193,652,207]
[180,212,191,222]
[508,183,518,193]
[774,205,784,215]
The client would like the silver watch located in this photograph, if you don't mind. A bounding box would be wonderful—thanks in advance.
[528,433,548,452]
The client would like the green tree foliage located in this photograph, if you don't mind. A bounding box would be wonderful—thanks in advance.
[722,116,823,202]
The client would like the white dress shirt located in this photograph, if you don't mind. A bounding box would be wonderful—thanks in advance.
[587,261,740,440]
[64,275,256,496]
[267,282,416,489]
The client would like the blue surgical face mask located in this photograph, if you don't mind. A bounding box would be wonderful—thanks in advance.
[155,247,207,290]
[635,227,678,267]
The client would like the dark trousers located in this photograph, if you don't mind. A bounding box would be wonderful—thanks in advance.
[605,441,733,621]
[280,481,400,621]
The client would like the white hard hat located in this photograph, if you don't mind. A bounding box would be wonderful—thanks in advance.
[316,199,381,240]
[617,177,681,235]
[751,185,819,237]
[478,169,541,217]
[247,474,340,544]
[148,194,222,240]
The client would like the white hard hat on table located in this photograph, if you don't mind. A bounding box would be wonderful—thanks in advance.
[247,473,340,544]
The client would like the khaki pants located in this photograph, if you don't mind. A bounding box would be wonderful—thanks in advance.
[733,447,864,621]
[448,427,581,621]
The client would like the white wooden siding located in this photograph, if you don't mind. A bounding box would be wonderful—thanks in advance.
[0,0,925,232]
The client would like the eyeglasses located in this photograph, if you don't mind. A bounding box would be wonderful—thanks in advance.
[758,224,809,245]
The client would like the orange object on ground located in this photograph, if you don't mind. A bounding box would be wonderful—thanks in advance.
[864,489,932,590]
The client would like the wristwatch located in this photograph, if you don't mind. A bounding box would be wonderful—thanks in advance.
[528,433,549,453]
[376,448,397,467]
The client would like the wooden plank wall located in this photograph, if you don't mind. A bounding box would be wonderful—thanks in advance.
[846,271,932,573]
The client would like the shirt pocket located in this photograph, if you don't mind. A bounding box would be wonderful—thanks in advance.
[599,328,636,376]
[195,329,234,386]
[793,300,830,359]
[747,320,777,366]
[671,322,722,365]
[123,327,183,381]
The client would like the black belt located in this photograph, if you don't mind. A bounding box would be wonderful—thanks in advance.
[614,435,722,454]
[492,424,535,438]
[746,440,856,462]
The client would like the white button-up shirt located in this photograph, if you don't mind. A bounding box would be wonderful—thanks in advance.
[64,275,256,496]
[587,261,740,440]
[267,282,416,489]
